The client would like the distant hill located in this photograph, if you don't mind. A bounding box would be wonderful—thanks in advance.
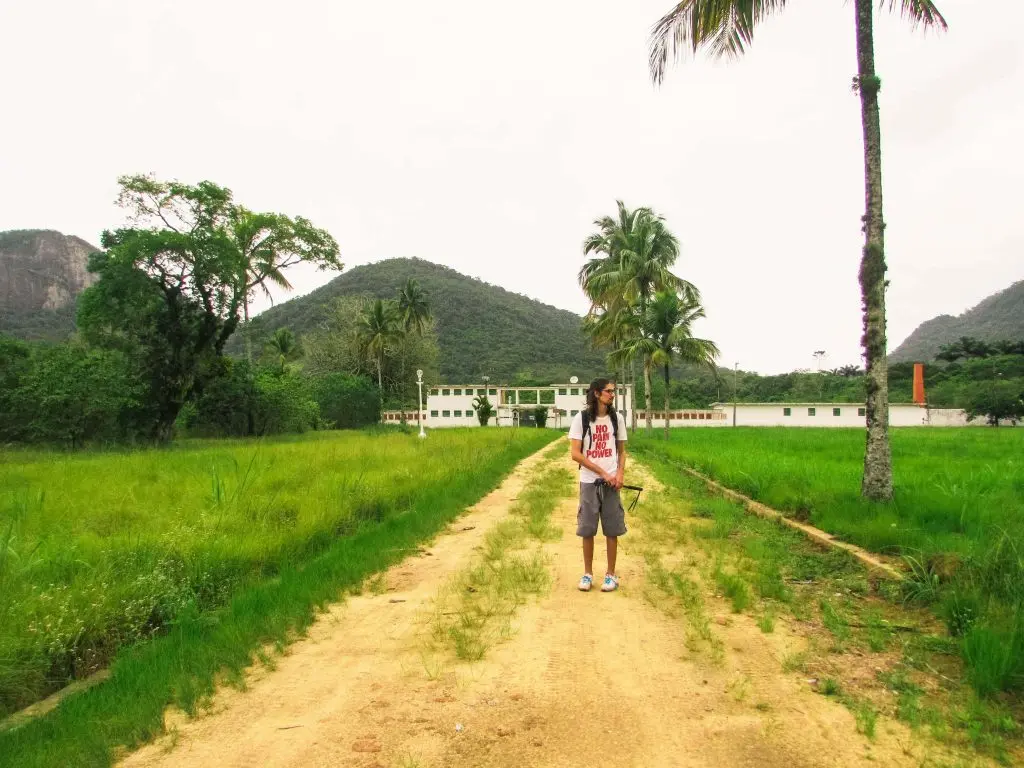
[0,230,100,341]
[890,280,1024,362]
[237,258,606,382]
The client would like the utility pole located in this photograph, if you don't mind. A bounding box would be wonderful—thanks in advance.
[732,362,738,427]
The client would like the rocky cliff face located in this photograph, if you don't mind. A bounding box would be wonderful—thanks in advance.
[0,230,100,340]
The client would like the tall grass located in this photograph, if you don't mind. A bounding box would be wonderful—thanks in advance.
[0,428,556,725]
[631,427,1024,697]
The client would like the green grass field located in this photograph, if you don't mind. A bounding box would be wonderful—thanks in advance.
[630,427,1024,698]
[0,428,556,730]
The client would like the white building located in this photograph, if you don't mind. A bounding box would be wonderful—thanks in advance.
[705,402,976,427]
[634,408,729,427]
[382,382,635,429]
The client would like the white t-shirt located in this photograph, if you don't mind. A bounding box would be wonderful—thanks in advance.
[568,411,628,484]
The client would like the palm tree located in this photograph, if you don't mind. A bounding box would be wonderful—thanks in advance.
[648,0,946,501]
[232,209,342,361]
[398,278,432,335]
[581,201,698,433]
[645,292,719,439]
[357,299,403,403]
[583,303,639,417]
[267,327,297,371]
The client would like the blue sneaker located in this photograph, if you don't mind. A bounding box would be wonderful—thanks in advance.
[578,574,594,592]
[601,574,619,592]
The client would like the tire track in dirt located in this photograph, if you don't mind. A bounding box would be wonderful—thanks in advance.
[119,446,943,768]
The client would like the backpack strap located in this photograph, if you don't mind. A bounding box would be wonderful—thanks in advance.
[610,410,618,441]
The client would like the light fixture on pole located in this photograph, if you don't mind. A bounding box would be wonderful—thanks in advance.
[733,362,739,427]
[416,369,426,439]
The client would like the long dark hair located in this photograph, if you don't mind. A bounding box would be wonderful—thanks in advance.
[585,377,616,421]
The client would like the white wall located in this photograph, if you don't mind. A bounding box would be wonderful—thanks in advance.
[709,403,929,427]
[422,384,634,428]
[635,410,728,427]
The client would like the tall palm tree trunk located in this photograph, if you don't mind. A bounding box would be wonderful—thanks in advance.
[243,299,252,362]
[630,361,638,431]
[663,364,671,440]
[855,0,893,501]
[377,356,384,411]
[643,357,653,433]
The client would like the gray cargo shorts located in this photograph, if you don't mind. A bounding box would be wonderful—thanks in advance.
[577,482,627,538]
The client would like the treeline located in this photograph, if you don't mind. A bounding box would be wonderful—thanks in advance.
[0,175,438,448]
[0,335,381,446]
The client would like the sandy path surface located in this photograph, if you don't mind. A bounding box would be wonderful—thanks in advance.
[121,447,925,768]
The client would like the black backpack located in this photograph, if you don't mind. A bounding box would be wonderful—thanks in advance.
[578,410,619,468]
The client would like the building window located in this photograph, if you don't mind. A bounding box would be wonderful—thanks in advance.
[783,407,791,416]
[430,410,438,417]
[442,410,451,417]
[453,389,462,396]
[467,409,474,418]
[454,410,462,417]
[558,388,567,395]
[430,389,439,396]
[571,409,579,416]
[570,388,579,396]
[808,407,816,416]
[833,408,841,417]
[488,388,496,396]
[442,389,450,396]
[858,407,866,417]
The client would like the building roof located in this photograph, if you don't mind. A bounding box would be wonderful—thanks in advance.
[708,402,923,408]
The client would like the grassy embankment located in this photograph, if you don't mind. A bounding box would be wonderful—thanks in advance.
[0,427,557,767]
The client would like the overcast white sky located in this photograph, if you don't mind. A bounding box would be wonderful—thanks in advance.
[1,0,1021,374]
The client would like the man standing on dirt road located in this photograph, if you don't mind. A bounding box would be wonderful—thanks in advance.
[569,377,627,593]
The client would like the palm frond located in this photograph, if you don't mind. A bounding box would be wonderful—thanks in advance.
[649,1,789,83]
[884,0,947,29]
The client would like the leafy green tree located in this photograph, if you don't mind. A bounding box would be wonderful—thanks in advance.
[182,357,259,437]
[473,393,495,426]
[964,380,1024,427]
[304,296,438,408]
[312,373,381,429]
[12,343,144,447]
[252,371,320,435]
[648,0,947,499]
[0,335,32,442]
[533,405,549,428]
[78,174,339,442]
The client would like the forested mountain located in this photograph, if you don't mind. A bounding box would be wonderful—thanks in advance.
[236,258,605,382]
[890,280,1024,363]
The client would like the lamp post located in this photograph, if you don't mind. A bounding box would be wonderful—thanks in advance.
[416,369,426,439]
[732,362,738,427]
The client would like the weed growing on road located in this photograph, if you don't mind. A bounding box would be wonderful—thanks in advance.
[423,462,572,665]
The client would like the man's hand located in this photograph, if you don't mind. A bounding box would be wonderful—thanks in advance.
[601,471,616,487]
[614,470,625,490]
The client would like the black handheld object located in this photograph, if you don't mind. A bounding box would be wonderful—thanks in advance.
[593,477,644,513]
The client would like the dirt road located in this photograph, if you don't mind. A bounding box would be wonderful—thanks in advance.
[121,447,926,768]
